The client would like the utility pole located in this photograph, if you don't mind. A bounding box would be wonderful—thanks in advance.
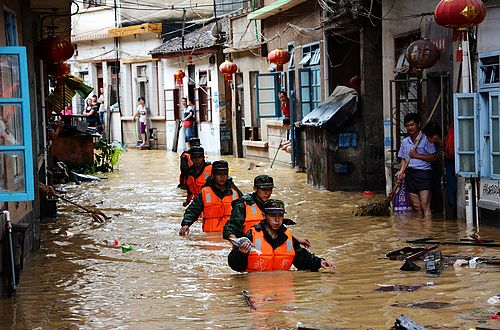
[113,0,123,143]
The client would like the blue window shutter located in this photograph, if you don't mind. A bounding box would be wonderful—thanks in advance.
[0,46,34,201]
[299,67,312,117]
[489,92,500,178]
[256,73,281,118]
[454,93,479,177]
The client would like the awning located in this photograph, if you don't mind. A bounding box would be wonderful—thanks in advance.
[301,86,357,129]
[247,0,306,20]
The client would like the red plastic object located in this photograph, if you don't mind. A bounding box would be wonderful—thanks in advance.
[361,191,374,197]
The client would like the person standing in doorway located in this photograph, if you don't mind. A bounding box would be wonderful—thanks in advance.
[133,96,148,147]
[83,98,99,128]
[181,97,194,149]
[278,91,290,119]
[97,87,106,130]
[396,113,436,219]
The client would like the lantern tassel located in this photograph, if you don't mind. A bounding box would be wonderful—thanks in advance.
[453,28,468,42]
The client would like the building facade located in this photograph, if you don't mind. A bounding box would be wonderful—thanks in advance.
[381,0,500,227]
[0,0,72,297]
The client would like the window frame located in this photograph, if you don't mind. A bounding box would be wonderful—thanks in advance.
[195,86,212,122]
[3,7,18,46]
[301,42,320,68]
[478,51,500,91]
[256,72,284,118]
[489,92,500,179]
[298,66,321,118]
[454,93,479,178]
[0,46,35,201]
[164,88,180,121]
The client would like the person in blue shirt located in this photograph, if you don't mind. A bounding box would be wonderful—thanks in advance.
[396,113,437,219]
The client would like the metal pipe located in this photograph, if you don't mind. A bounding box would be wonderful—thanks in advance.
[40,60,48,186]
[2,210,17,291]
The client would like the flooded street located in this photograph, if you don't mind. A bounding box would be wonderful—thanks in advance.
[1,149,499,329]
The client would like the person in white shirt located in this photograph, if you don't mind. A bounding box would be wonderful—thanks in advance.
[133,96,148,147]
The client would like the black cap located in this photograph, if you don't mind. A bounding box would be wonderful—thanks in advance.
[263,199,286,214]
[189,138,201,147]
[189,147,205,157]
[212,160,229,175]
[254,175,274,189]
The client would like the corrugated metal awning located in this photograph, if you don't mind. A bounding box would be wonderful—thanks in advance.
[301,86,358,129]
[247,0,306,20]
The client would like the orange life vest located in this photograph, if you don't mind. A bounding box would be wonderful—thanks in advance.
[246,228,295,272]
[201,186,239,232]
[186,164,212,198]
[243,202,265,234]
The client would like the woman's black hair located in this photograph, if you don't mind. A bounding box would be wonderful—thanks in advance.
[138,96,145,102]
[422,121,442,137]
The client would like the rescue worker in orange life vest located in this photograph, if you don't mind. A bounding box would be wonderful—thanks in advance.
[178,137,201,190]
[223,175,311,248]
[183,146,212,207]
[228,199,335,272]
[179,160,243,236]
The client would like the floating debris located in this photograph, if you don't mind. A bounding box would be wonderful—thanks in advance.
[375,284,424,292]
[391,301,453,309]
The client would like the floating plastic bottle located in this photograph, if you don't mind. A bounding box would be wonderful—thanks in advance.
[121,245,134,253]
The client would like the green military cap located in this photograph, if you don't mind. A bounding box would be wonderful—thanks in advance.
[188,137,201,147]
[263,199,286,214]
[212,160,229,175]
[189,146,205,157]
[254,174,274,189]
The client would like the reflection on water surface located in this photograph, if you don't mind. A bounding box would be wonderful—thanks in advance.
[0,150,498,329]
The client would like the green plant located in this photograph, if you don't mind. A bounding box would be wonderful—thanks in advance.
[93,139,127,173]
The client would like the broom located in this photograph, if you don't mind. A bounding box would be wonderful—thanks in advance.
[356,93,442,216]
[40,183,110,223]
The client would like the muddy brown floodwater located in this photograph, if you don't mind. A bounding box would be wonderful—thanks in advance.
[1,149,499,329]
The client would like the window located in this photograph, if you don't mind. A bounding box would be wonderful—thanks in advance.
[199,73,207,86]
[256,72,284,118]
[489,93,500,177]
[83,0,104,8]
[454,93,479,177]
[0,47,35,201]
[300,43,320,68]
[299,66,321,117]
[479,53,500,88]
[165,89,180,121]
[3,8,18,46]
[195,87,211,122]
[288,44,295,69]
[215,0,247,15]
[299,43,321,117]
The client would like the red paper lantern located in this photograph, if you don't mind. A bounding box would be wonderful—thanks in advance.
[267,48,291,71]
[174,69,185,86]
[219,60,238,81]
[434,0,487,41]
[37,35,74,63]
[47,62,70,77]
[405,38,440,70]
